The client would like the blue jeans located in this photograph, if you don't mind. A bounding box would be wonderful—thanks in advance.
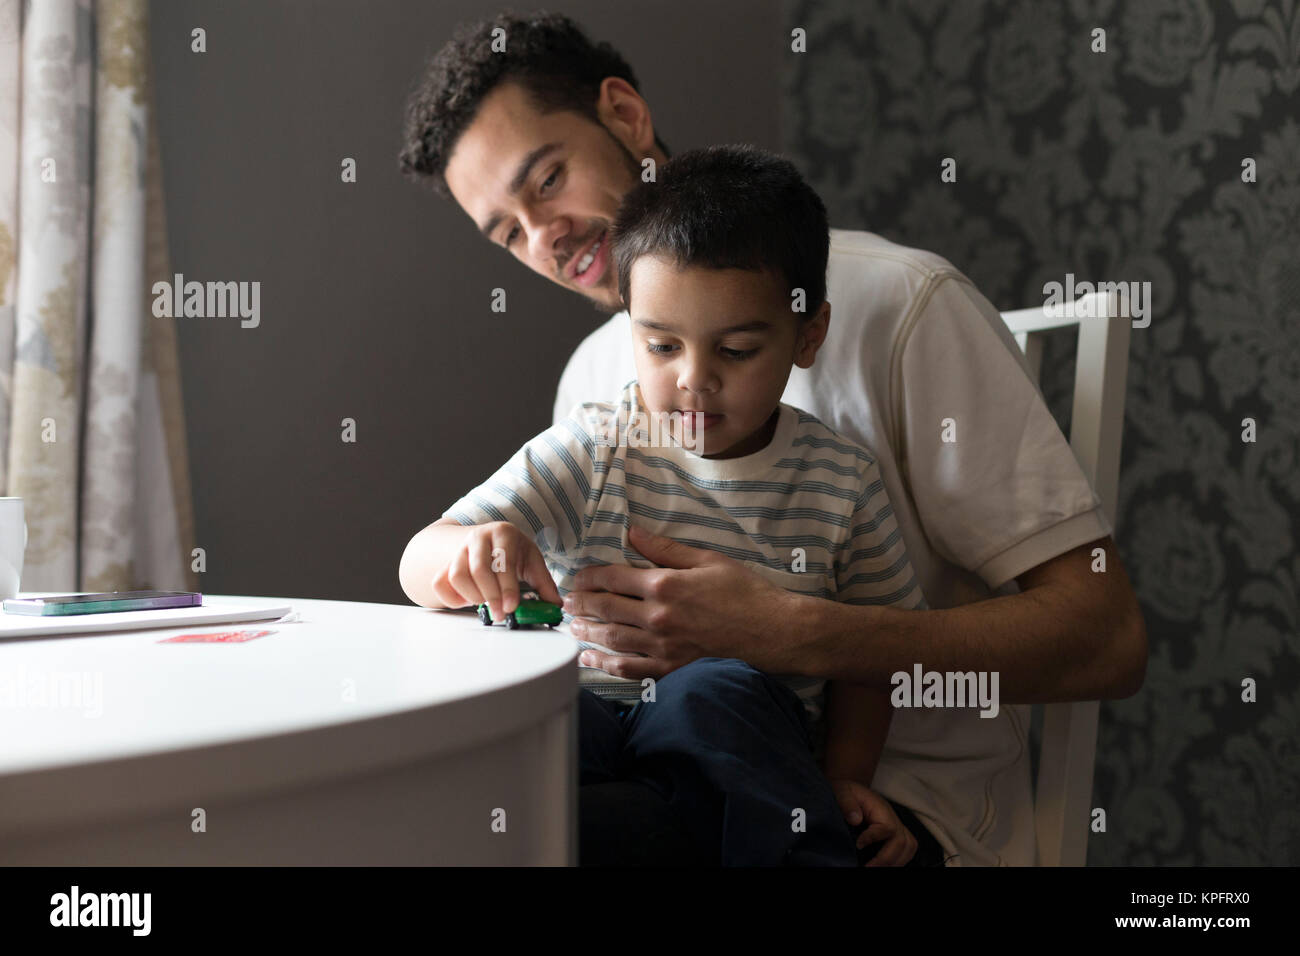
[579,657,859,866]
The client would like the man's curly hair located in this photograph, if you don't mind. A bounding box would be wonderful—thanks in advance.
[399,10,669,198]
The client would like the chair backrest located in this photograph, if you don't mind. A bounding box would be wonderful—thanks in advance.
[1000,290,1131,866]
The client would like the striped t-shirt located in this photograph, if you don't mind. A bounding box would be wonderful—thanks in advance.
[443,381,926,716]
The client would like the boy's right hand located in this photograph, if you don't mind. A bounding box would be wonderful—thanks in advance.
[432,521,561,622]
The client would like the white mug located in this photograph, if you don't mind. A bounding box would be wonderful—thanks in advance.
[0,498,28,601]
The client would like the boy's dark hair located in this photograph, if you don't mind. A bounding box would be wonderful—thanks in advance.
[399,11,669,197]
[611,145,830,314]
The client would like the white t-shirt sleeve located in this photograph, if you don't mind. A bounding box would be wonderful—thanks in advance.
[896,276,1112,589]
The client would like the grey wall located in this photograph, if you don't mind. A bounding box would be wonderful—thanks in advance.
[781,0,1299,865]
[150,0,783,604]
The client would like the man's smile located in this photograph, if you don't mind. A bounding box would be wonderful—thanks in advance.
[567,229,609,286]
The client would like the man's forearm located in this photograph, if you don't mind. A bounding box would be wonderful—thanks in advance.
[787,557,1145,703]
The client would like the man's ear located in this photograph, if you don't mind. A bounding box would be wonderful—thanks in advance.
[794,301,831,369]
[596,77,658,158]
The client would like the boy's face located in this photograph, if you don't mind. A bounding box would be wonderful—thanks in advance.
[444,81,647,312]
[629,257,829,459]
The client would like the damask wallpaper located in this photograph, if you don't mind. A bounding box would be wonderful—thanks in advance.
[782,0,1298,865]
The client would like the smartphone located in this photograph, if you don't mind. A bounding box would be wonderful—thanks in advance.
[2,591,203,616]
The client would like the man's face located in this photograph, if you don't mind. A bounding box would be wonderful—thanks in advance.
[628,257,826,459]
[444,82,642,312]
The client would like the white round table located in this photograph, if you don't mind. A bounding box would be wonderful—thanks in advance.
[0,595,578,865]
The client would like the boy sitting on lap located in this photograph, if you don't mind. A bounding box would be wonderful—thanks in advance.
[400,145,927,865]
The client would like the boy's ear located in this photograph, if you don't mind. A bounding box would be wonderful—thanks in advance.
[794,300,831,369]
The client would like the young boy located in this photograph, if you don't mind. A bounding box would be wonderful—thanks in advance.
[399,145,928,866]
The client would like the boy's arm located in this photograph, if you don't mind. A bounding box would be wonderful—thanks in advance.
[398,412,601,612]
[820,457,922,785]
[823,682,893,785]
[398,517,476,609]
[398,518,559,615]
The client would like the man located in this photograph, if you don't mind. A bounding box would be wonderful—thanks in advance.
[399,11,1147,867]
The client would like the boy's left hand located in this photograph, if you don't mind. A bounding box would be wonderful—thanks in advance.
[829,777,918,867]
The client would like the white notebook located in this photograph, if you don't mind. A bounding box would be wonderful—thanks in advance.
[0,600,294,641]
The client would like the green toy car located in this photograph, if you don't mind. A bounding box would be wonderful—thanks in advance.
[476,589,562,629]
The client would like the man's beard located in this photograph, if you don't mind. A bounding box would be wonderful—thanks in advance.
[572,126,644,315]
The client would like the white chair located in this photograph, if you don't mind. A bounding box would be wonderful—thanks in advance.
[1000,290,1132,867]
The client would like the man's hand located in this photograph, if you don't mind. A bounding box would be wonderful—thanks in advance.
[829,778,918,867]
[563,524,801,679]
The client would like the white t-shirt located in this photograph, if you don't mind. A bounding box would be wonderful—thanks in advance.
[553,229,1112,867]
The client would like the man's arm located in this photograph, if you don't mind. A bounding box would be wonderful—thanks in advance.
[566,527,1147,703]
[800,535,1147,702]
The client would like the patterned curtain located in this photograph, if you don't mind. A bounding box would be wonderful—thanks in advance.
[781,0,1298,865]
[0,0,195,593]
